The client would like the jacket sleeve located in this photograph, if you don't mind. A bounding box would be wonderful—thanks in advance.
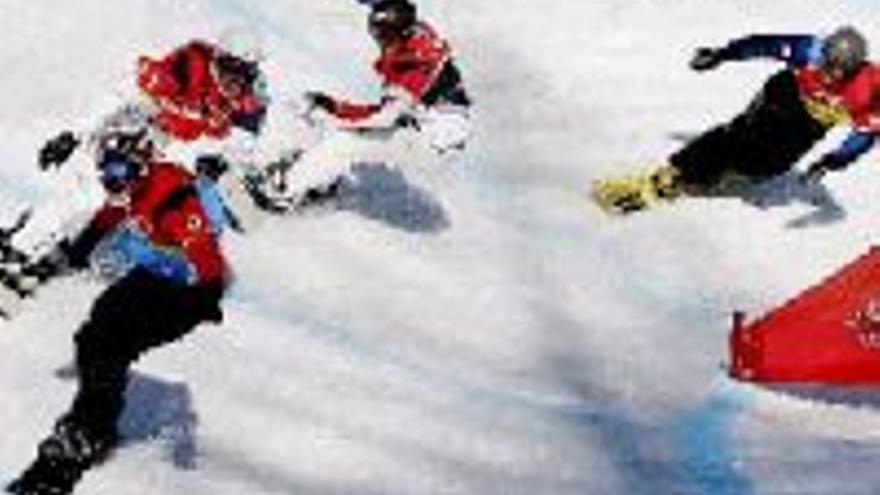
[819,129,877,170]
[327,89,414,130]
[323,23,452,126]
[717,35,820,67]
[64,203,127,268]
[324,98,384,122]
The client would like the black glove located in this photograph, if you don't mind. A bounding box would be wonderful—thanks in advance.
[196,154,230,181]
[38,131,80,170]
[394,113,419,130]
[804,154,847,183]
[231,106,266,135]
[689,47,726,72]
[0,210,32,265]
[20,248,68,284]
[304,91,336,113]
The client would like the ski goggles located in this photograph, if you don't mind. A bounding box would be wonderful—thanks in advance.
[99,151,141,193]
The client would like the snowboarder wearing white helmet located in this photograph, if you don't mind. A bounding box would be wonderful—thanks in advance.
[6,129,228,495]
[7,32,269,270]
[593,26,880,214]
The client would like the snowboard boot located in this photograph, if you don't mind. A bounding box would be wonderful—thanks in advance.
[242,171,288,214]
[242,151,304,214]
[243,153,345,214]
[6,452,82,495]
[263,152,300,196]
[7,419,118,495]
[591,164,684,214]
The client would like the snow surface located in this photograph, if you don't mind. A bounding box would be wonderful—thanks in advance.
[2,0,880,494]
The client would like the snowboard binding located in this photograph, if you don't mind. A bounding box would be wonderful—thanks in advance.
[242,150,344,214]
[7,418,118,495]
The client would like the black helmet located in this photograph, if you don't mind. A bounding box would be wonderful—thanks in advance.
[215,52,259,88]
[821,26,868,78]
[369,0,417,42]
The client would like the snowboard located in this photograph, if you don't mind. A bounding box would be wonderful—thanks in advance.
[590,165,841,225]
[590,164,683,215]
[4,457,88,495]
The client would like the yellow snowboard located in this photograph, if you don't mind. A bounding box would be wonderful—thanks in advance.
[591,164,683,214]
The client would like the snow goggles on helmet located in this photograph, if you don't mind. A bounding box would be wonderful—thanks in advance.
[99,150,141,193]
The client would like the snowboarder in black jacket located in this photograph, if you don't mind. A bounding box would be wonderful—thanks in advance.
[594,26,880,214]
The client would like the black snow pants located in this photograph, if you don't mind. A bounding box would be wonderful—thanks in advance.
[669,69,830,188]
[8,268,223,495]
[66,267,223,447]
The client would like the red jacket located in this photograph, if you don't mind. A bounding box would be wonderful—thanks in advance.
[137,41,266,141]
[86,162,227,285]
[329,22,459,122]
[796,64,880,131]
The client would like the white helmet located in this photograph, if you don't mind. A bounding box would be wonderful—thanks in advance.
[821,26,868,78]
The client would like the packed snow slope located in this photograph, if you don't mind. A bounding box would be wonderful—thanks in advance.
[2,0,880,494]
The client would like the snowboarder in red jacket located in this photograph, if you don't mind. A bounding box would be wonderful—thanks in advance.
[39,35,268,168]
[17,34,267,262]
[7,130,228,495]
[136,37,267,141]
[249,0,472,212]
